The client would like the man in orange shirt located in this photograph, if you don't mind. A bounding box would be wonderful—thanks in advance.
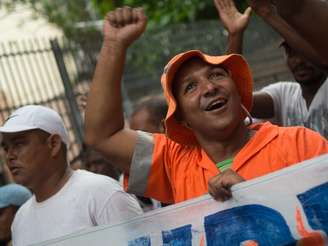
[84,7,328,204]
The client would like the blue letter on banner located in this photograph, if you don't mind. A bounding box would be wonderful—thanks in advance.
[204,204,296,246]
[297,182,328,236]
[162,224,192,246]
[128,236,151,246]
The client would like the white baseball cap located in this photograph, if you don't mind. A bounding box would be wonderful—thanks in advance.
[0,105,69,146]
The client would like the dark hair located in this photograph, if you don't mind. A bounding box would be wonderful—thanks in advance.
[80,144,121,180]
[130,95,168,125]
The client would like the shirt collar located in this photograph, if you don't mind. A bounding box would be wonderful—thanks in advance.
[196,122,279,173]
[232,122,279,171]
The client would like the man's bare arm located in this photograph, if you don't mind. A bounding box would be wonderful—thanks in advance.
[274,0,328,59]
[84,7,147,173]
[251,91,275,119]
[248,0,328,71]
[279,0,328,64]
[214,0,252,54]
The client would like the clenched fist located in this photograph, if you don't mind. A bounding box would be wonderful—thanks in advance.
[103,7,147,49]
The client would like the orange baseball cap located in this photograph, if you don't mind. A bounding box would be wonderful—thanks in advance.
[161,50,253,146]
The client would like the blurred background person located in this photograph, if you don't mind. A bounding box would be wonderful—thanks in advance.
[83,145,121,181]
[0,184,31,246]
[129,95,168,134]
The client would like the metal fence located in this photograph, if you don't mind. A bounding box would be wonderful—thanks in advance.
[0,38,83,163]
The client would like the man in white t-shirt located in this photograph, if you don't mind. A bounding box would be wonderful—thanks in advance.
[0,105,142,246]
[252,41,328,139]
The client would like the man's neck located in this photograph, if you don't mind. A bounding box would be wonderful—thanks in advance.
[300,76,327,107]
[33,165,73,202]
[197,123,254,163]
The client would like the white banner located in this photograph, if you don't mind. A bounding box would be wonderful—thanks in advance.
[37,154,328,246]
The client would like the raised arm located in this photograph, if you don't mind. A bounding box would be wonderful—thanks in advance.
[276,0,328,62]
[84,7,147,173]
[214,0,251,54]
[248,0,328,71]
[251,91,275,119]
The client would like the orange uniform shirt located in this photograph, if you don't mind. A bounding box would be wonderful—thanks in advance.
[125,122,328,204]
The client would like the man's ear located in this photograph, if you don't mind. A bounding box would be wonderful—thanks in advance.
[47,134,62,157]
[174,110,191,129]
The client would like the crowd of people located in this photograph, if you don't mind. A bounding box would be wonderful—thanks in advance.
[1,0,328,245]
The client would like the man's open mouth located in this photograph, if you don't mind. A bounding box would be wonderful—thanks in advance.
[205,99,227,111]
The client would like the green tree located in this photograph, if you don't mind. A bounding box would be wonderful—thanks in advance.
[1,0,100,38]
[94,0,248,29]
[1,0,248,37]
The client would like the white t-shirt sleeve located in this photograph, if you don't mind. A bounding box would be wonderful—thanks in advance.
[260,82,286,124]
[96,191,143,225]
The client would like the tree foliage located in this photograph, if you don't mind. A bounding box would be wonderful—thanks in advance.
[95,0,248,29]
[1,0,98,38]
[1,0,248,38]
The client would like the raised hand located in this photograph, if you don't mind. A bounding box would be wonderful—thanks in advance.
[103,6,147,49]
[208,169,244,202]
[214,0,252,35]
